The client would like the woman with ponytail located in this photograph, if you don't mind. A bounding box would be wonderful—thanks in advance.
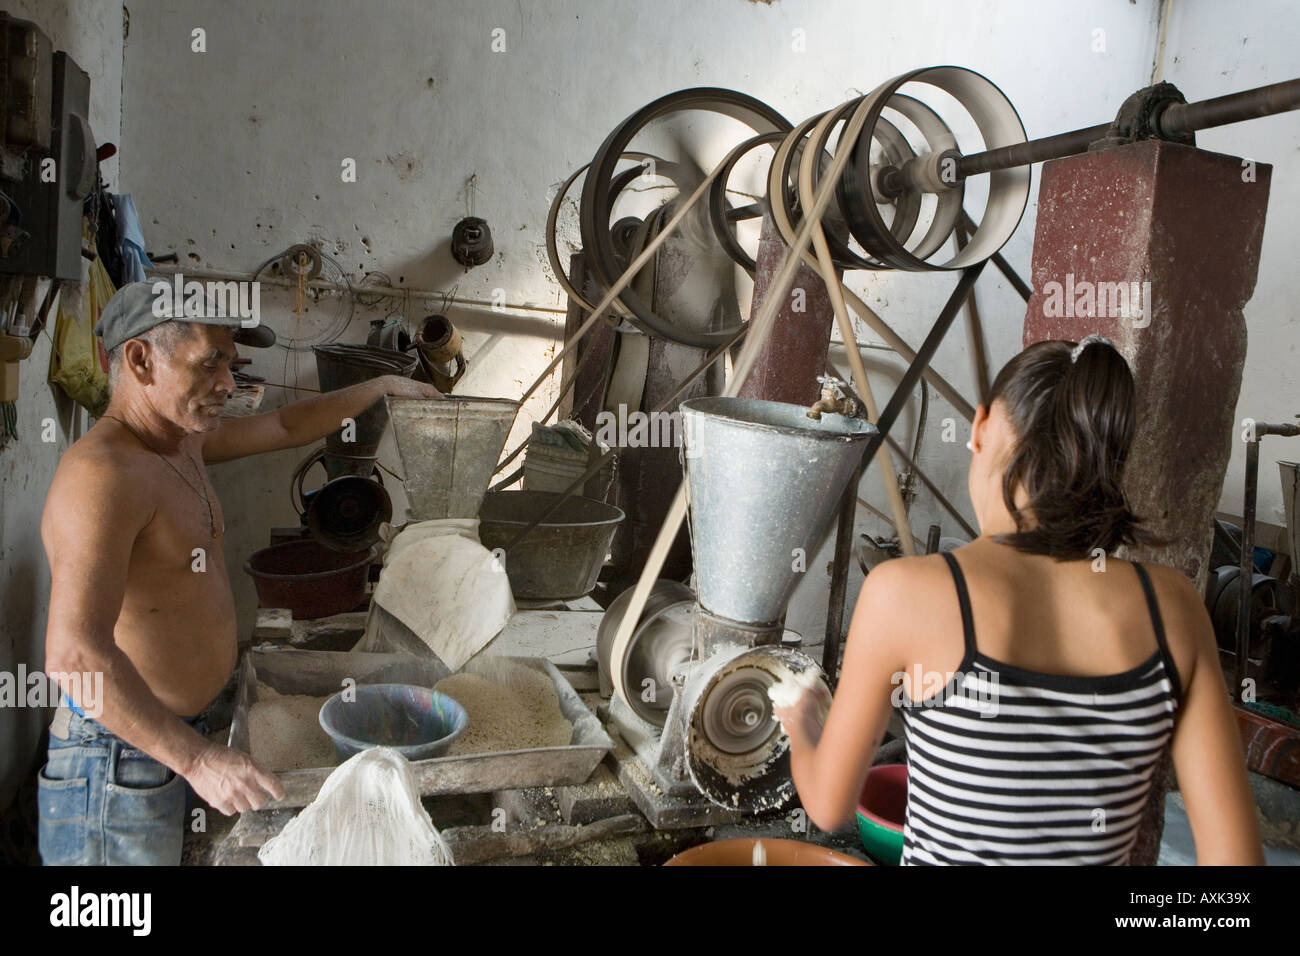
[776,336,1263,865]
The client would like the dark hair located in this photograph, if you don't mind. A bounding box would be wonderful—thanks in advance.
[984,337,1161,560]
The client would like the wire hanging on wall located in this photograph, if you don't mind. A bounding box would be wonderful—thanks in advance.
[250,243,356,352]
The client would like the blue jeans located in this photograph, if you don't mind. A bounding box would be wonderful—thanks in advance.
[37,708,206,866]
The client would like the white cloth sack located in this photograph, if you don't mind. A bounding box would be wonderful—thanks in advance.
[355,517,514,670]
[257,747,454,866]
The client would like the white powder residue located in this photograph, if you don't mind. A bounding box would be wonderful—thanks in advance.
[768,668,824,709]
[249,693,337,771]
[435,659,572,756]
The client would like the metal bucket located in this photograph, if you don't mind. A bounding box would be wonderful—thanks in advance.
[524,440,615,501]
[478,490,624,600]
[680,397,875,626]
[387,396,520,519]
[313,344,418,460]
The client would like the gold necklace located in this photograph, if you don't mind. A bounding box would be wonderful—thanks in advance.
[103,415,222,538]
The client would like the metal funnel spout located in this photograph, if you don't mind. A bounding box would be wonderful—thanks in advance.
[387,396,521,520]
[680,397,875,627]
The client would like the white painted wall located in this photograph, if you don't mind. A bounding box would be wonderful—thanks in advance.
[6,0,1295,810]
[1155,0,1300,540]
[118,0,1165,649]
[0,0,123,808]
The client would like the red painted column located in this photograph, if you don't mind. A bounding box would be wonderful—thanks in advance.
[1023,139,1271,590]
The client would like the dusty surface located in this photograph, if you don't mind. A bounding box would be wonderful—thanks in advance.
[436,659,573,756]
[248,691,337,772]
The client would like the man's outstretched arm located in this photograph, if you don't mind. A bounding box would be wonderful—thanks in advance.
[201,373,442,464]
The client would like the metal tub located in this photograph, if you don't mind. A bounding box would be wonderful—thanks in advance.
[478,490,624,601]
[228,649,614,809]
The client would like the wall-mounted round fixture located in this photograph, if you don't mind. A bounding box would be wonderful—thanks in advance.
[451,216,493,268]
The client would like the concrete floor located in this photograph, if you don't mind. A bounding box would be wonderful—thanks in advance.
[1157,788,1300,865]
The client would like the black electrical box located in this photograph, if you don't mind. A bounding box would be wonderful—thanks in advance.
[0,39,93,280]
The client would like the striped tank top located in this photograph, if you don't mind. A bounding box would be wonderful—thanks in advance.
[899,552,1182,865]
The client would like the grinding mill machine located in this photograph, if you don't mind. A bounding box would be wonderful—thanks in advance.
[599,396,874,816]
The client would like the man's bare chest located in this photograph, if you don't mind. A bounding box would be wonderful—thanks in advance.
[132,463,227,569]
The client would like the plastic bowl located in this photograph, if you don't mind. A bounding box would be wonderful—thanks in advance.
[856,764,907,865]
[318,683,468,762]
[664,837,869,866]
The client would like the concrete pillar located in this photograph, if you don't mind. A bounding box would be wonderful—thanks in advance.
[1022,138,1272,865]
[1023,139,1271,591]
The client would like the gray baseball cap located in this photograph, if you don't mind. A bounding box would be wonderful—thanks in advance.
[94,281,259,353]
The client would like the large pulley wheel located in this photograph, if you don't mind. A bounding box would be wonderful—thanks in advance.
[831,65,1029,270]
[597,580,696,726]
[683,644,829,813]
[835,92,963,264]
[547,151,677,319]
[707,131,785,273]
[580,88,792,347]
[768,103,882,271]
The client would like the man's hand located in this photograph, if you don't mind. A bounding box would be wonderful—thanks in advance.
[186,743,285,815]
[203,373,443,463]
[377,374,443,400]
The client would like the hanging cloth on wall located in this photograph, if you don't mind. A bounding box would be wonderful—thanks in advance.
[113,194,153,284]
[90,187,124,290]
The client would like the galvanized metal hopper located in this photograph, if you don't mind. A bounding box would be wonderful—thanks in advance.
[679,396,876,627]
[387,396,521,520]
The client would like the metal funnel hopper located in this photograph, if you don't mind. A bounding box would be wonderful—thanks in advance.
[680,397,875,627]
[387,396,520,520]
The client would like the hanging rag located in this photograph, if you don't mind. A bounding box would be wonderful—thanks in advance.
[113,194,153,284]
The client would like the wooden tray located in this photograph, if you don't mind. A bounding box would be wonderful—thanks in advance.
[228,649,615,808]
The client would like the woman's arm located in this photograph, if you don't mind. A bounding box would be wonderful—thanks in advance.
[1165,573,1265,865]
[775,558,910,831]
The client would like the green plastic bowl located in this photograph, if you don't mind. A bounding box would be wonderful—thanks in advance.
[856,764,906,865]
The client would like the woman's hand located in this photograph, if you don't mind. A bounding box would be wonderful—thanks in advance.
[773,684,832,749]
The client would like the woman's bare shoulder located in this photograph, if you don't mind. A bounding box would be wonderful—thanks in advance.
[855,552,959,634]
[1126,560,1211,683]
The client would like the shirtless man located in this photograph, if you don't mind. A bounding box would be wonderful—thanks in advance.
[37,281,442,865]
